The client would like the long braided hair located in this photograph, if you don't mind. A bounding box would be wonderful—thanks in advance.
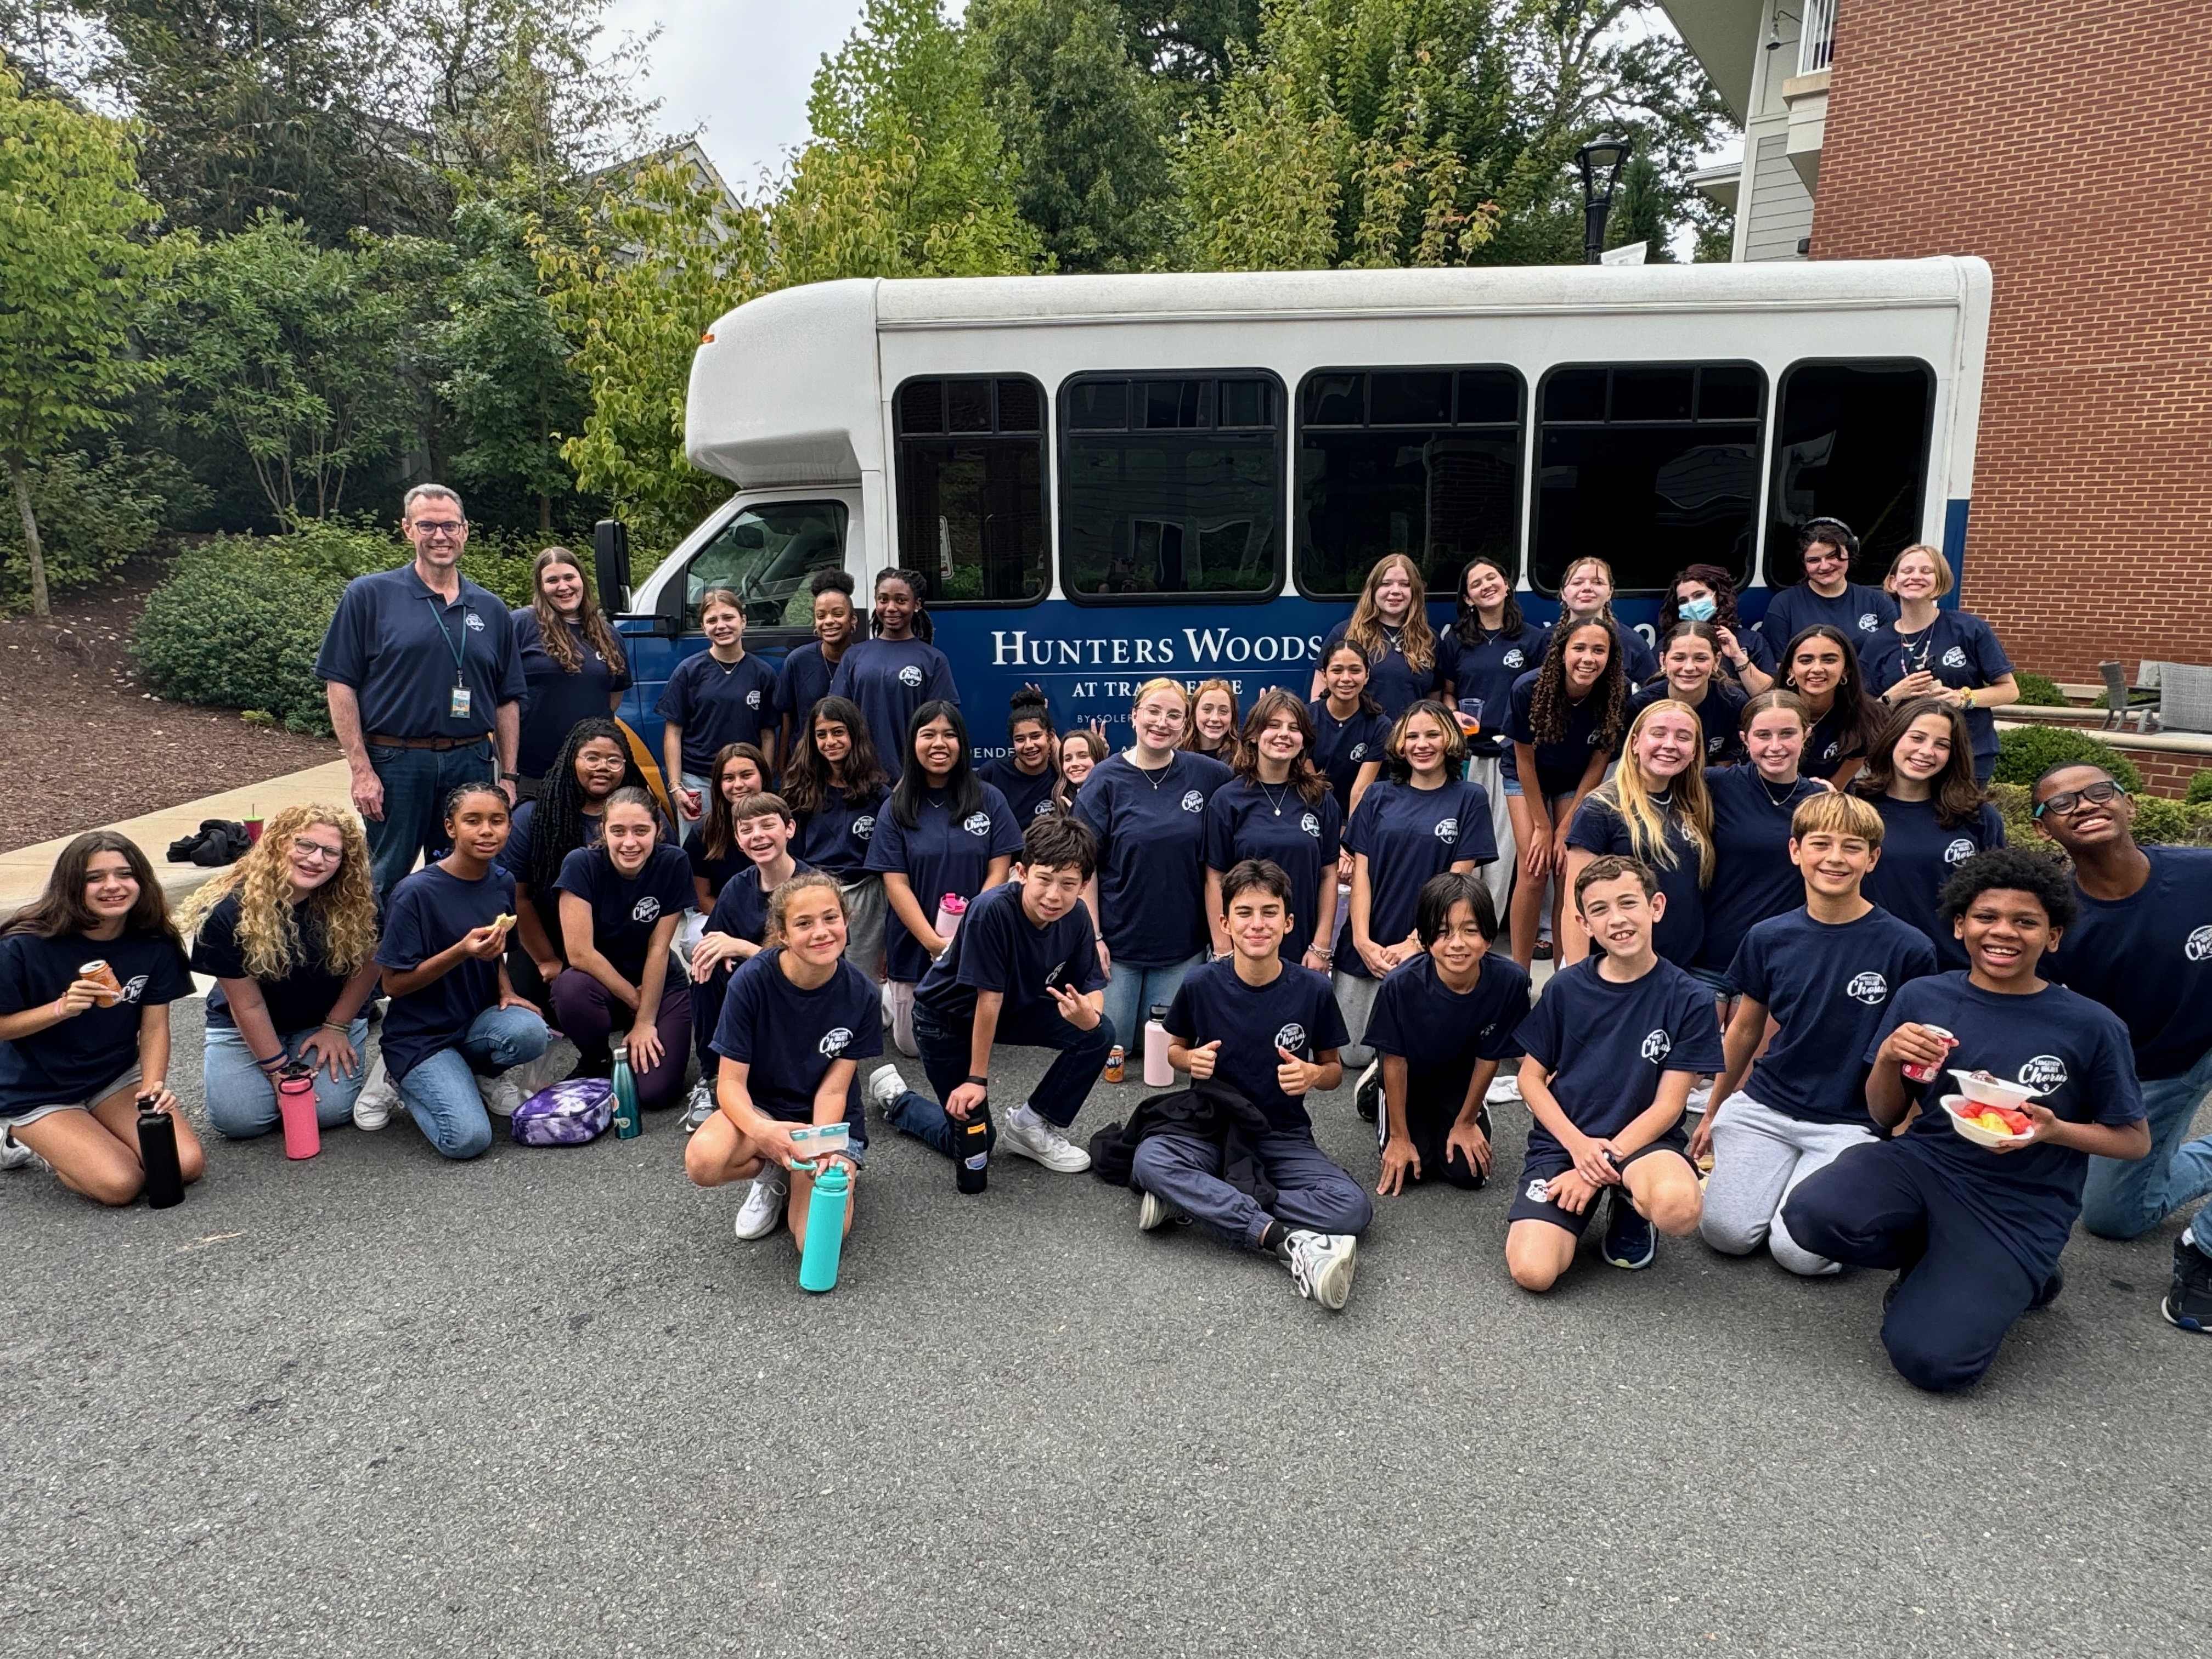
[1527,617,1628,751]
[528,718,652,898]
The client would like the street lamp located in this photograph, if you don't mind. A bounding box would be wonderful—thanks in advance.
[1576,135,1633,265]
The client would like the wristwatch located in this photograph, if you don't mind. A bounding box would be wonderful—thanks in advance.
[965,1074,989,1088]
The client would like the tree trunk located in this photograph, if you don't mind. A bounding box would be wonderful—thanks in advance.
[8,454,50,618]
[538,491,552,534]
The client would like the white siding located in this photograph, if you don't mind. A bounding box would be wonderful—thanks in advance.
[1743,132,1814,262]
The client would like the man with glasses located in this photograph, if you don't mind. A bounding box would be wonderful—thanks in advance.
[315,486,526,897]
[1757,518,1899,652]
[2032,763,2212,1334]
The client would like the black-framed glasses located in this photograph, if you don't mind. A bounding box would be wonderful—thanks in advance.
[2033,780,2127,819]
[291,837,346,862]
[410,519,467,538]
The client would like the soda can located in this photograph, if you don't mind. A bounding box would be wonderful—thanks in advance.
[1901,1025,1956,1085]
[78,960,123,1005]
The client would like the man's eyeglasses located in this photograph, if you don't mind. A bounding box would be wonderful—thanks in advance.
[292,838,346,863]
[410,519,467,538]
[2032,780,2127,820]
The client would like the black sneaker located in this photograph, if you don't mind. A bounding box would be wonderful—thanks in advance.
[1601,1187,1655,1271]
[566,1050,615,1082]
[2028,1267,2064,1311]
[1353,1059,1381,1123]
[2163,1233,2212,1334]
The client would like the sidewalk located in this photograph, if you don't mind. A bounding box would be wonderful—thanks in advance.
[0,759,356,916]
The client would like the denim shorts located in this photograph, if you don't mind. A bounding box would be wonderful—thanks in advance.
[0,1065,142,1131]
[1683,963,1737,999]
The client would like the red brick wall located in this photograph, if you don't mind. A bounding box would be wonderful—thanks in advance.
[1810,1,2212,682]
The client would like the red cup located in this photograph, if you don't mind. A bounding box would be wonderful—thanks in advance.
[242,819,264,845]
[1901,1026,1957,1085]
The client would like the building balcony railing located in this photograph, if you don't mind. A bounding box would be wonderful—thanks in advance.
[1798,0,1837,76]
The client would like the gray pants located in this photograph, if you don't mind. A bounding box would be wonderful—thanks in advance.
[1331,970,1383,1070]
[1466,753,1515,918]
[1700,1092,1874,1276]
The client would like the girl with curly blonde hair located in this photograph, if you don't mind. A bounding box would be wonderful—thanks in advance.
[180,804,384,1141]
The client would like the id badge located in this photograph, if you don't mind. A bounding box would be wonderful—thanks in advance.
[449,684,472,720]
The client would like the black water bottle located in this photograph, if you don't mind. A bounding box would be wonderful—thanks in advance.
[954,1101,992,1195]
[137,1093,184,1209]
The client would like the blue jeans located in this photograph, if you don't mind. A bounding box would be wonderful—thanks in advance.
[1130,1127,1373,1249]
[885,1001,1119,1156]
[2080,1044,2212,1250]
[364,740,496,898]
[394,1005,549,1160]
[1099,953,1201,1067]
[203,1018,370,1139]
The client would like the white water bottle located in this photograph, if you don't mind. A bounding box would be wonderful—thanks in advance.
[933,893,968,943]
[1143,1004,1174,1088]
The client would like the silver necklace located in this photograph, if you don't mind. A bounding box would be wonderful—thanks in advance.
[1757,774,1799,809]
[1130,754,1173,791]
[1259,779,1293,816]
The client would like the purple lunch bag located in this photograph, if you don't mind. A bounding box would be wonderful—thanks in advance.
[510,1077,613,1146]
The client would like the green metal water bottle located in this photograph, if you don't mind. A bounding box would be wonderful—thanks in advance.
[611,1051,641,1138]
[798,1161,850,1293]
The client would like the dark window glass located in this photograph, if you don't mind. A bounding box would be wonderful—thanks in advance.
[1533,362,1765,595]
[1765,360,1934,588]
[1295,365,1525,598]
[1059,373,1283,601]
[894,377,1049,605]
[682,500,848,630]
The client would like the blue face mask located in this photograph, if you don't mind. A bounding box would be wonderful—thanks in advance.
[1679,595,1717,623]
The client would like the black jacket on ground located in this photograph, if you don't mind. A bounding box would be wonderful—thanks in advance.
[1087,1076,1279,1211]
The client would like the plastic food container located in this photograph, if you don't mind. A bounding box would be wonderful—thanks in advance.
[1939,1093,2033,1149]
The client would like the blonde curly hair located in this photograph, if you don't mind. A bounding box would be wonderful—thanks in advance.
[178,804,378,979]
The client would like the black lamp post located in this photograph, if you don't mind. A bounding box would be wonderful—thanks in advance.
[1575,136,1633,264]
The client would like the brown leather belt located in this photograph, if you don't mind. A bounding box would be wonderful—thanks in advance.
[366,732,493,751]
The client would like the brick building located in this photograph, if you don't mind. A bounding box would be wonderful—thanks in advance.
[1668,1,2212,681]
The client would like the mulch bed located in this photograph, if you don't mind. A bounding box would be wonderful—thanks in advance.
[0,561,336,855]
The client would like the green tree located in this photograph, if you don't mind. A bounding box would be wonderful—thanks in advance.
[0,67,166,616]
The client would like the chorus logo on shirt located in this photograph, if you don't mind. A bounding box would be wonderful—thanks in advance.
[2018,1054,2068,1093]
[746,689,763,709]
[1503,649,1525,669]
[1845,972,1888,1005]
[1707,735,1727,753]
[1639,1029,1672,1064]
[1941,646,1968,669]
[1031,799,1056,817]
[853,815,876,840]
[631,896,662,924]
[1432,818,1460,844]
[898,665,924,688]
[1525,1176,1550,1203]
[1857,613,1878,632]
[962,812,992,836]
[1943,837,1977,866]
[119,974,149,1004]
[819,1026,855,1057]
[464,611,486,631]
[1822,740,1841,761]
[2186,925,2212,961]
[1300,812,1322,838]
[1273,1023,1308,1053]
[1180,790,1205,813]
[1348,742,1369,761]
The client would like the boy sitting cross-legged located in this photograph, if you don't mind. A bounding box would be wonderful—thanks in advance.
[1508,855,1723,1291]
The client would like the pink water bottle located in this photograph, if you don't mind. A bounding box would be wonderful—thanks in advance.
[1143,1004,1175,1087]
[934,893,968,941]
[277,1060,320,1160]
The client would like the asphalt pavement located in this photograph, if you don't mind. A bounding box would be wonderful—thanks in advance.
[3,998,2205,1658]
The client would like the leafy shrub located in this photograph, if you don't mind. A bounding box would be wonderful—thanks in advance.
[0,447,206,608]
[1991,725,2142,793]
[2187,769,2212,806]
[134,537,348,735]
[2010,670,2067,707]
[1989,781,2212,848]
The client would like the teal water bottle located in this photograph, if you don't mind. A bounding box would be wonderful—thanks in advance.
[611,1051,641,1139]
[798,1161,850,1293]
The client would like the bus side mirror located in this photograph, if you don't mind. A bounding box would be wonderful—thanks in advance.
[593,519,631,612]
[653,571,687,639]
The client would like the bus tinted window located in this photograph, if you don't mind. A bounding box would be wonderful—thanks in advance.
[1765,360,1934,588]
[1059,373,1283,602]
[682,500,849,630]
[1295,366,1523,599]
[895,376,1049,605]
[1533,362,1765,595]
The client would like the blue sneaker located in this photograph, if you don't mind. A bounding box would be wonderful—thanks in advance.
[1601,1188,1656,1271]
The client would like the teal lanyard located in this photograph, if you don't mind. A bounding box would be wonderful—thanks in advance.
[426,595,467,684]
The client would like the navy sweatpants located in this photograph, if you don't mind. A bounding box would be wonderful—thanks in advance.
[1782,1141,2041,1393]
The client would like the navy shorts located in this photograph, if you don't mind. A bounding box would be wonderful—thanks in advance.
[1508,1131,1690,1236]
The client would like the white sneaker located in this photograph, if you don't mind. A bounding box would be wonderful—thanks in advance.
[735,1163,789,1240]
[680,1079,716,1134]
[865,1064,907,1114]
[0,1127,43,1172]
[1486,1071,1522,1105]
[354,1057,399,1131]
[1284,1230,1358,1310]
[998,1108,1091,1173]
[477,1073,522,1119]
[1137,1189,1181,1231]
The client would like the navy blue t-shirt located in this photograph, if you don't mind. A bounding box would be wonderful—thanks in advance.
[1799,703,1868,781]
[793,783,890,881]
[1629,680,1746,767]
[1337,778,1497,979]
[191,891,354,1035]
[712,949,882,1131]
[654,650,778,776]
[682,823,750,905]
[1443,624,1548,758]
[704,860,812,952]
[1698,766,1827,974]
[375,865,516,1084]
[512,611,630,778]
[865,783,1025,981]
[1321,620,1442,718]
[1362,952,1529,1097]
[1074,751,1233,966]
[979,755,1060,825]
[1716,624,1778,693]
[1515,956,1725,1155]
[1869,972,2145,1279]
[1504,670,1613,800]
[2044,847,2212,1081]
[0,929,191,1113]
[1861,795,2005,970]
[1859,610,2014,773]
[1203,781,1342,965]
[1759,581,1898,653]
[827,638,960,782]
[1566,793,1708,967]
[314,566,524,741]
[775,641,839,730]
[1614,627,1660,689]
[552,843,693,984]
[499,799,608,886]
[1164,958,1350,1133]
[914,879,1105,1029]
[1307,699,1390,812]
[1729,906,1937,1126]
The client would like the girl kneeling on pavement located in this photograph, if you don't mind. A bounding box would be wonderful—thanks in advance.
[685,871,879,1245]
[358,783,549,1158]
[0,832,203,1203]
[182,805,383,1140]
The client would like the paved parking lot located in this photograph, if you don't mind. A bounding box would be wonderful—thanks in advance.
[3,1000,2205,1657]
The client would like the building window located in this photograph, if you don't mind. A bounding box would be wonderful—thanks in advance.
[1058,373,1283,602]
[894,376,1048,605]
[1765,360,1935,589]
[1532,363,1765,595]
[1295,368,1523,599]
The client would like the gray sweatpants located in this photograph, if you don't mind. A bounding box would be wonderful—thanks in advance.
[1699,1092,1875,1276]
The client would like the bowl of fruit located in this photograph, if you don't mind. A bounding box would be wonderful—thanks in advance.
[1939,1092,2035,1148]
